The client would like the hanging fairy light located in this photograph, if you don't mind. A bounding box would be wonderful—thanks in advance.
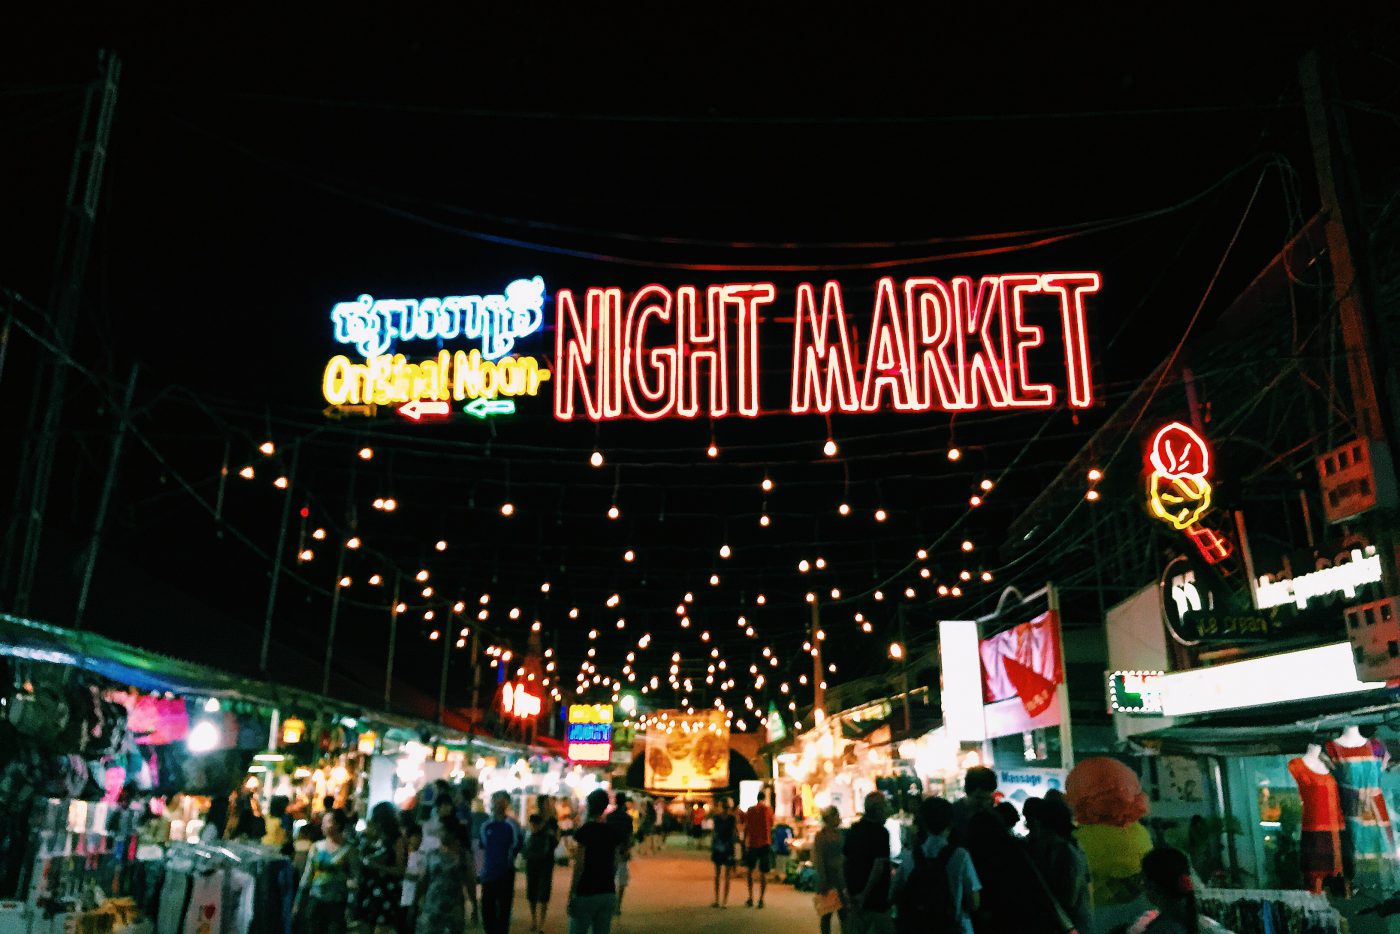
[761,476,774,492]
[273,476,288,490]
[815,557,827,569]
[416,569,429,582]
[1086,489,1101,501]
[719,544,731,559]
[981,571,994,582]
[338,576,352,588]
[823,439,838,457]
[970,495,983,507]
[709,574,720,586]
[590,451,604,468]
[500,502,515,516]
[346,537,361,549]
[312,529,326,541]
[435,540,448,551]
[298,549,314,562]
[959,570,972,581]
[368,574,382,585]
[1087,468,1102,482]
[838,503,851,516]
[759,514,771,527]
[422,586,434,597]
[947,447,962,462]
[382,498,397,512]
[980,478,994,491]
[259,441,275,456]
[798,559,811,573]
[358,447,373,460]
[607,505,620,520]
[874,509,888,522]
[707,443,718,458]
[961,540,974,552]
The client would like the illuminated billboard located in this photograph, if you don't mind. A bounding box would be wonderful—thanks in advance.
[643,710,730,793]
[567,704,614,764]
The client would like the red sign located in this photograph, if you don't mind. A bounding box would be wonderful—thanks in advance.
[980,610,1064,717]
[501,681,542,719]
[1145,421,1232,564]
[553,273,1100,420]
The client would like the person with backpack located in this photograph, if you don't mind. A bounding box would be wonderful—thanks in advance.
[525,795,561,932]
[894,796,980,934]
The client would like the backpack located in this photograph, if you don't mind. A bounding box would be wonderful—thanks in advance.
[895,841,960,934]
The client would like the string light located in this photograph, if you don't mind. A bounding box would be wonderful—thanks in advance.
[569,608,580,619]
[480,593,491,605]
[761,476,774,492]
[874,509,888,522]
[429,630,440,641]
[358,447,374,460]
[338,576,352,588]
[759,514,771,527]
[1087,468,1103,481]
[453,601,465,612]
[298,549,314,562]
[541,582,551,593]
[369,574,382,585]
[959,570,972,581]
[917,549,928,560]
[904,587,916,599]
[719,544,731,559]
[815,557,826,569]
[346,537,361,549]
[823,439,838,457]
[981,571,994,582]
[421,586,434,598]
[838,503,851,516]
[312,529,327,541]
[889,642,905,659]
[1086,489,1101,501]
[756,594,766,605]
[947,447,962,461]
[961,540,974,552]
[607,505,620,520]
[509,608,521,620]
[951,586,963,597]
[920,568,931,578]
[707,444,718,458]
[861,621,873,633]
[798,559,811,573]
[416,569,430,582]
[382,498,397,512]
[435,540,448,551]
[938,584,949,596]
[709,574,720,586]
[238,466,255,480]
[830,588,841,599]
[273,476,288,490]
[259,442,275,456]
[874,590,885,601]
[424,610,435,621]
[980,478,994,491]
[970,495,983,507]
[590,451,604,467]
[500,502,515,516]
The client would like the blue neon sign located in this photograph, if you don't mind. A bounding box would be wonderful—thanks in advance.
[331,276,546,360]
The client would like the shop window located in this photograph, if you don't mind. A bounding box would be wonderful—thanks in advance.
[1365,608,1377,627]
[1356,646,1365,665]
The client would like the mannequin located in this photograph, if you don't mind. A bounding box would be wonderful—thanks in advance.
[1325,725,1395,881]
[1288,742,1345,893]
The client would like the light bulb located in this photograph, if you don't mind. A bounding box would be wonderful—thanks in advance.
[759,514,771,527]
[981,571,993,582]
[756,594,766,605]
[798,559,810,573]
[709,574,720,586]
[719,544,731,559]
[874,509,888,522]
[1087,468,1102,482]
[805,592,816,604]
[889,642,905,660]
[838,503,851,516]
[830,588,841,599]
[761,477,774,492]
[422,586,434,597]
[590,451,604,467]
[358,447,374,460]
[970,495,983,507]
[383,498,397,512]
[416,569,429,582]
[707,444,718,458]
[917,549,928,560]
[312,528,326,540]
[960,570,972,581]
[540,582,551,593]
[238,466,255,480]
[947,447,962,461]
[607,505,620,520]
[951,586,962,597]
[453,601,465,613]
[298,549,314,562]
[569,608,579,619]
[273,476,288,490]
[429,630,439,641]
[259,442,275,456]
[338,576,352,588]
[424,610,435,621]
[509,608,521,620]
[501,502,515,516]
[346,536,361,549]
[938,584,949,596]
[815,557,826,569]
[369,574,382,585]
[624,549,635,562]
[372,498,384,510]
[1086,489,1101,501]
[980,478,994,491]
[435,540,448,551]
[823,439,838,457]
[961,540,974,552]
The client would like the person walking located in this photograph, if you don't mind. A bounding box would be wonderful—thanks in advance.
[893,797,980,934]
[525,795,561,932]
[709,797,738,908]
[479,790,523,934]
[606,793,635,915]
[741,786,776,908]
[354,802,406,934]
[843,791,893,934]
[414,815,477,934]
[1024,796,1092,934]
[567,788,624,934]
[812,806,847,934]
[294,810,357,934]
[1127,846,1230,933]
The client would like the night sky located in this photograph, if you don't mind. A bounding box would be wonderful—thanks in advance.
[3,9,1397,728]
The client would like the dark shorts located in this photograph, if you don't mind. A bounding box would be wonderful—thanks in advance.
[711,845,736,867]
[525,859,553,904]
[743,845,773,872]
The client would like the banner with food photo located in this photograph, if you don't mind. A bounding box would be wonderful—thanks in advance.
[643,710,730,793]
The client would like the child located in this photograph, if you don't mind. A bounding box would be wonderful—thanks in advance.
[399,821,424,933]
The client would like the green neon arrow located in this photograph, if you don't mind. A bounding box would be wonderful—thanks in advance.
[464,398,517,419]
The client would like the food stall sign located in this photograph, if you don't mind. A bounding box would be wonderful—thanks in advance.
[567,704,614,764]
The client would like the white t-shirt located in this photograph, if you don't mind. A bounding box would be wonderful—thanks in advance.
[401,849,424,907]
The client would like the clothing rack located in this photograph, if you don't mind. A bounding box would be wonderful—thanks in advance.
[1197,887,1343,934]
[150,839,295,934]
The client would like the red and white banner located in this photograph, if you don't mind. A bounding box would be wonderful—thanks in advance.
[980,610,1063,717]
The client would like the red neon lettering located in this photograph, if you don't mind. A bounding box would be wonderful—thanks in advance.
[953,276,1012,409]
[554,289,609,421]
[622,285,678,420]
[790,282,859,414]
[1001,274,1055,407]
[905,278,962,410]
[860,277,918,410]
[713,283,775,417]
[679,287,728,418]
[1041,272,1100,408]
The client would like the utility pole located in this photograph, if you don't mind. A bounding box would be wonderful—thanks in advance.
[5,52,121,613]
[384,572,402,710]
[1300,50,1397,452]
[74,365,138,631]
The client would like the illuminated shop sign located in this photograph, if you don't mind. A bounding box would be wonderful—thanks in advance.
[501,681,542,719]
[1255,546,1383,610]
[1107,670,1165,714]
[1145,421,1232,564]
[553,273,1101,420]
[567,704,614,764]
[321,277,551,421]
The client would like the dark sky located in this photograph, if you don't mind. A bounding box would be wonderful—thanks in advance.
[3,8,1397,726]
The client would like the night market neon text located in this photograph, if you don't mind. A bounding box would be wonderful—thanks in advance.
[553,273,1101,420]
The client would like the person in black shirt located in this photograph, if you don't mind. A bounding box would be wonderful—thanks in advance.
[568,788,621,933]
[710,798,738,908]
[843,791,893,934]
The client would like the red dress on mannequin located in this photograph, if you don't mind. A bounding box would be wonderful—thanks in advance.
[1288,757,1345,892]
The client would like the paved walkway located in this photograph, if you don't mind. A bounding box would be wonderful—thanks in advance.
[501,838,813,933]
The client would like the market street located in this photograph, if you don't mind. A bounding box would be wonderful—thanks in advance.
[508,841,812,933]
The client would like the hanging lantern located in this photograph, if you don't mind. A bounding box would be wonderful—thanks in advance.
[281,716,306,746]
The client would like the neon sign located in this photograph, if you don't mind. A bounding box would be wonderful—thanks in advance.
[501,681,542,719]
[1146,421,1232,564]
[1107,670,1164,714]
[553,273,1101,420]
[1255,546,1383,610]
[321,277,551,420]
[567,704,614,764]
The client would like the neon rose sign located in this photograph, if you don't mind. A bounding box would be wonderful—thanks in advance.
[553,272,1101,420]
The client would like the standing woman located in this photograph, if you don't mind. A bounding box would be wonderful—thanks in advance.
[415,815,479,934]
[812,806,847,934]
[709,798,738,909]
[354,802,406,934]
[294,810,358,934]
[526,795,561,932]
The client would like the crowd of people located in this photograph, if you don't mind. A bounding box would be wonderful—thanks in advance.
[809,766,1222,934]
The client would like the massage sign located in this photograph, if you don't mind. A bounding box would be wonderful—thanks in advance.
[318,272,1103,422]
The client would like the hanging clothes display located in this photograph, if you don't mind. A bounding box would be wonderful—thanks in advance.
[1286,757,1347,893]
[1324,736,1397,870]
[1196,887,1343,933]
